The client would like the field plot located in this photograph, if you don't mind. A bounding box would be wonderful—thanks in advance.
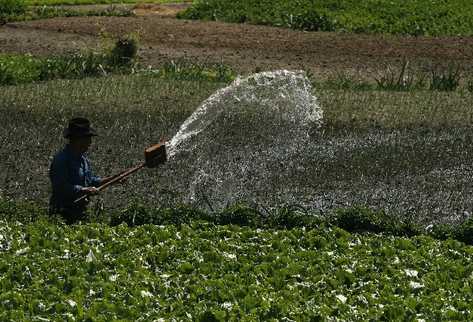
[1,220,473,320]
[180,0,473,36]
[2,75,473,225]
[1,1,473,320]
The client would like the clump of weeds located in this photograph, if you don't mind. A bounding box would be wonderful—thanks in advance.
[148,58,236,83]
[375,60,425,91]
[323,71,373,91]
[428,63,462,91]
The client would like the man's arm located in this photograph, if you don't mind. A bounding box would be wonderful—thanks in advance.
[50,155,99,197]
[86,158,126,189]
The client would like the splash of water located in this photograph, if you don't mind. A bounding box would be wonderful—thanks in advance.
[164,70,323,208]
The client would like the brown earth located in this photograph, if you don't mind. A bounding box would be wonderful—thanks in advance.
[1,3,473,76]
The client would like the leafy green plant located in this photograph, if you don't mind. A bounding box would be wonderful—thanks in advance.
[0,55,42,85]
[1,214,473,320]
[37,53,109,80]
[0,0,26,23]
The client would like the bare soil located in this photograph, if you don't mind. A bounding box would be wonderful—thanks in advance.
[1,3,473,76]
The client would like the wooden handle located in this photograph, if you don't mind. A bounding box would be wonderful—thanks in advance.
[73,163,145,204]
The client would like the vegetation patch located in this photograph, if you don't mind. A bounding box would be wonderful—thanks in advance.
[312,60,470,92]
[0,36,137,85]
[0,0,26,23]
[3,199,473,246]
[179,0,473,36]
[0,50,235,85]
[2,3,133,23]
[0,209,472,320]
[144,59,236,83]
[24,0,189,5]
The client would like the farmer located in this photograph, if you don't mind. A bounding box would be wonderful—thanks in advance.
[49,117,115,224]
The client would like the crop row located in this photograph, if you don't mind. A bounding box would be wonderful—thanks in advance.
[0,53,235,86]
[179,0,473,36]
[1,218,472,320]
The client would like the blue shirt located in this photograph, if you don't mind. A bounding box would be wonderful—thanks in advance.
[49,145,102,211]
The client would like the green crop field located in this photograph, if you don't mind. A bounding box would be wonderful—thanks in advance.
[179,0,473,36]
[2,0,473,319]
[1,60,473,319]
[1,216,473,320]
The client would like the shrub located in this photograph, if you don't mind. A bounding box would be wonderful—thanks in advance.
[0,55,42,85]
[0,0,26,23]
[108,36,138,68]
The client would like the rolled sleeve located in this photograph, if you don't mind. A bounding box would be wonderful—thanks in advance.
[90,176,102,187]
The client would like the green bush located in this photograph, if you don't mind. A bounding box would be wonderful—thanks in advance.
[0,0,26,23]
[108,36,138,67]
[0,55,42,85]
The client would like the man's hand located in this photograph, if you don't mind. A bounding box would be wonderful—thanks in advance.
[81,187,100,195]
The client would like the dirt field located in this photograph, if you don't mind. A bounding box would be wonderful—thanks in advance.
[2,4,473,75]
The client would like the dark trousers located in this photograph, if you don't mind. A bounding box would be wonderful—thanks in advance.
[49,201,87,224]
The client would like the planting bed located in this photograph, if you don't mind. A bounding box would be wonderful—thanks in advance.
[1,220,472,320]
[1,2,473,320]
[2,11,473,76]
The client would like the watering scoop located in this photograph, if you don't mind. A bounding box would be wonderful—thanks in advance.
[74,142,167,204]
